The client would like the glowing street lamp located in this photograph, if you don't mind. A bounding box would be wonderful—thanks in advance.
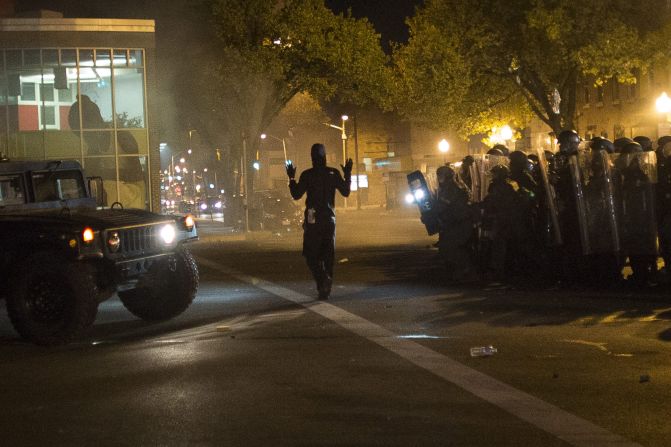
[438,138,450,163]
[656,92,671,138]
[499,125,514,141]
[656,92,671,114]
[438,139,450,153]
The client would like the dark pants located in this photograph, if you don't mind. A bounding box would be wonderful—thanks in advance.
[303,218,336,288]
[658,213,671,270]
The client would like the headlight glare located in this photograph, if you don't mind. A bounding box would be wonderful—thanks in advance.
[82,227,94,243]
[184,214,195,230]
[107,231,120,252]
[160,224,176,244]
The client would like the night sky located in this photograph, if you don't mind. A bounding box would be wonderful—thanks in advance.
[325,0,422,49]
[16,0,421,51]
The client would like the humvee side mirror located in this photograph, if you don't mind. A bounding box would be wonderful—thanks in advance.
[87,176,107,207]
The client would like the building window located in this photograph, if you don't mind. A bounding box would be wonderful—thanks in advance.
[612,81,620,102]
[614,124,625,138]
[21,82,36,100]
[0,47,150,209]
[596,86,604,104]
[584,86,591,104]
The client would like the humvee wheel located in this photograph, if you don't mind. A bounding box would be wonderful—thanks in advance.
[6,256,99,345]
[119,248,199,321]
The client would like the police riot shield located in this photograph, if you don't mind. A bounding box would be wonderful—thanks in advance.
[535,148,562,245]
[569,152,591,254]
[468,154,509,203]
[407,170,439,235]
[581,149,620,255]
[614,151,658,256]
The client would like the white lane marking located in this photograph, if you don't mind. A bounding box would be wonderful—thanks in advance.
[198,257,641,447]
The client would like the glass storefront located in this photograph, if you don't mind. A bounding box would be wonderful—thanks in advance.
[0,48,150,209]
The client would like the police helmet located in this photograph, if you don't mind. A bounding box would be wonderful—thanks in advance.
[491,144,509,156]
[590,136,615,153]
[490,164,510,180]
[613,137,633,153]
[657,135,671,150]
[621,142,643,154]
[436,165,455,182]
[509,150,528,170]
[633,136,653,152]
[558,130,580,154]
[486,148,505,157]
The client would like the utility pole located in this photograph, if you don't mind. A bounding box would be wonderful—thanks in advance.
[242,135,249,233]
[354,114,360,210]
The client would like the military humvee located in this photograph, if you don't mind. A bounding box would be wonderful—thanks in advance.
[0,159,198,345]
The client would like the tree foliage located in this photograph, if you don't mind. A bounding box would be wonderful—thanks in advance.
[203,0,391,161]
[393,0,671,137]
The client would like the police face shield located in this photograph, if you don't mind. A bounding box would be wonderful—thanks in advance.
[469,154,509,203]
[569,152,591,254]
[613,150,658,256]
[580,150,621,255]
[535,147,562,245]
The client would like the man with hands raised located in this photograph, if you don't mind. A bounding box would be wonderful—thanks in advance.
[287,143,353,300]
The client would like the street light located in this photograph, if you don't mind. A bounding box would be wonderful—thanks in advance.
[324,115,349,165]
[656,92,671,138]
[438,138,450,163]
[656,92,671,113]
[260,133,288,162]
[323,115,350,208]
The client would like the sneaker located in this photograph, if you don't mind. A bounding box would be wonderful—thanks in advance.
[317,276,332,300]
[323,276,332,298]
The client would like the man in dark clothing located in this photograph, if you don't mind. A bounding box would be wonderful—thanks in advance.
[481,164,534,281]
[551,129,584,284]
[656,137,671,277]
[434,166,474,281]
[286,143,353,300]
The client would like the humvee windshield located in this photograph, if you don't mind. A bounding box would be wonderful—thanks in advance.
[32,170,87,202]
[0,174,25,206]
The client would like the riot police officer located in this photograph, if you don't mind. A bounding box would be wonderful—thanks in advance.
[459,155,475,191]
[482,164,535,282]
[583,144,623,285]
[551,129,584,283]
[435,166,475,281]
[287,143,353,299]
[618,142,658,286]
[657,138,671,278]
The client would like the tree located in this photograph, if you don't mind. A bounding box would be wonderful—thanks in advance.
[201,0,390,161]
[181,0,390,210]
[393,0,671,137]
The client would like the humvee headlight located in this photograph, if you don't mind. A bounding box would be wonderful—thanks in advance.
[160,224,176,244]
[184,214,195,230]
[82,227,95,243]
[107,232,120,252]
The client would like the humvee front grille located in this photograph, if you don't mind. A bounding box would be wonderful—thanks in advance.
[118,225,161,255]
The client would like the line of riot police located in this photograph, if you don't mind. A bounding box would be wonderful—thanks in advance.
[410,131,671,288]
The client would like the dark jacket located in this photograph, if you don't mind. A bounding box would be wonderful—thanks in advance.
[289,166,350,220]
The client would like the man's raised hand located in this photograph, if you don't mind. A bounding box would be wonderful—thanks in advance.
[341,158,353,177]
[286,161,296,179]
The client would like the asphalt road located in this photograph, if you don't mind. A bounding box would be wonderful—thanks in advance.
[1,208,671,446]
